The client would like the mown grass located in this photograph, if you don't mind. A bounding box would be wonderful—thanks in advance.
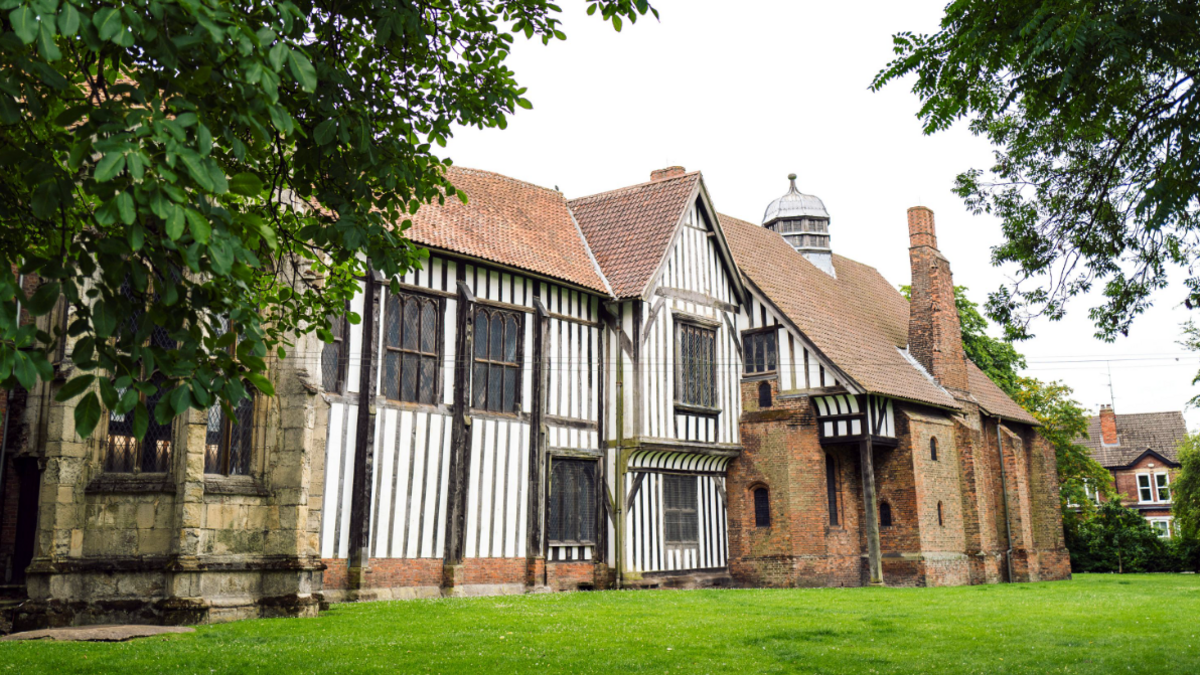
[4,574,1199,674]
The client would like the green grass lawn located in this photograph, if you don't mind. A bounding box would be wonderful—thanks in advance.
[4,574,1198,674]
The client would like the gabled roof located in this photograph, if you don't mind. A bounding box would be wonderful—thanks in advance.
[720,213,960,411]
[967,362,1038,426]
[1078,411,1187,468]
[568,172,702,298]
[406,166,610,294]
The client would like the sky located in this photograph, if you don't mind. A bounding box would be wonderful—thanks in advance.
[444,0,1200,431]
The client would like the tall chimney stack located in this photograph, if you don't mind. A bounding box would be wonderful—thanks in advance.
[1099,404,1119,446]
[906,206,969,393]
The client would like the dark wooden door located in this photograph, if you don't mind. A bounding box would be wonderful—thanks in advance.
[10,457,41,584]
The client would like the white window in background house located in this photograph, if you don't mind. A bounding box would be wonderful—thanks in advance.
[1147,518,1173,539]
[1137,472,1172,503]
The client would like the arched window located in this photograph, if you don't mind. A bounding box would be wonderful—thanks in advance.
[758,381,772,408]
[825,453,839,526]
[930,437,938,462]
[879,501,893,527]
[754,487,771,528]
[937,501,944,527]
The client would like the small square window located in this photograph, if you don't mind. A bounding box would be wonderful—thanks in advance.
[743,329,777,375]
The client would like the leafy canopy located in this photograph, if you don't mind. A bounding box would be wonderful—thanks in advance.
[1172,433,1200,542]
[0,0,656,439]
[873,1,1200,342]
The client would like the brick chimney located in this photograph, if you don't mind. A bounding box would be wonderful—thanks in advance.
[907,206,969,393]
[650,166,686,182]
[1099,404,1119,445]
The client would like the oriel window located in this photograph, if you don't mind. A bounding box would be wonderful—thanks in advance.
[205,316,256,476]
[548,459,597,544]
[677,322,717,409]
[743,329,777,375]
[383,292,442,405]
[104,282,176,474]
[471,307,522,413]
[320,304,350,394]
[663,474,699,545]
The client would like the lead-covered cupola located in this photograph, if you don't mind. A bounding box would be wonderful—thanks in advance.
[762,173,834,277]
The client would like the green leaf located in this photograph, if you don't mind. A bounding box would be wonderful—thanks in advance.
[95,152,125,182]
[185,209,211,244]
[269,42,287,71]
[165,204,185,240]
[287,49,317,91]
[208,235,233,274]
[58,3,79,35]
[179,151,214,191]
[116,192,135,225]
[12,351,35,389]
[26,281,60,316]
[244,372,275,397]
[93,7,121,41]
[98,376,119,410]
[0,95,20,125]
[228,172,264,197]
[55,373,94,402]
[314,119,336,146]
[9,6,36,44]
[168,384,192,414]
[38,21,62,61]
[132,401,149,440]
[93,300,117,338]
[74,392,102,439]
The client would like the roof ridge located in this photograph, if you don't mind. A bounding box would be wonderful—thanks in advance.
[445,165,563,198]
[568,171,701,204]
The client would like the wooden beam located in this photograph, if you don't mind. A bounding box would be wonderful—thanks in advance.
[347,264,381,590]
[641,296,666,345]
[654,286,739,314]
[443,279,476,566]
[860,434,884,586]
[526,297,549,560]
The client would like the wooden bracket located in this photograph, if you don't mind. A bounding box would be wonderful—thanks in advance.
[641,296,666,345]
[625,471,647,507]
[723,313,742,358]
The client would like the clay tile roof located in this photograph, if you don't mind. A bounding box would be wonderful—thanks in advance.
[967,361,1038,425]
[720,213,959,410]
[568,172,701,298]
[405,166,610,294]
[1077,411,1187,467]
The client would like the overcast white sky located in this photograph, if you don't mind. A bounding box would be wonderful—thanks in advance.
[445,0,1200,431]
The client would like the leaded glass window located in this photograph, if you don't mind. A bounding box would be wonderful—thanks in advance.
[205,315,256,476]
[471,307,521,413]
[548,459,597,544]
[676,323,717,408]
[663,474,698,545]
[743,329,777,375]
[383,292,442,404]
[103,281,176,474]
[321,306,350,393]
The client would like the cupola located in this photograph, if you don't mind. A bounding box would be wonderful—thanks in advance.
[762,174,834,276]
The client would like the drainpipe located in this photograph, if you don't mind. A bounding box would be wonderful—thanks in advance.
[0,274,24,536]
[995,416,1015,583]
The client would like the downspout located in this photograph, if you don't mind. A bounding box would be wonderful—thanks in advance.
[995,416,1015,583]
[0,274,24,532]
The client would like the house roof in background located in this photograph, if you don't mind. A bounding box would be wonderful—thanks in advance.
[406,166,610,293]
[568,172,701,298]
[1079,411,1187,467]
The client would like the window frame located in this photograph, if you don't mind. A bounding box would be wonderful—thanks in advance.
[742,326,778,376]
[1136,473,1158,503]
[547,457,598,546]
[204,317,258,477]
[753,487,771,528]
[383,290,445,406]
[930,437,938,462]
[879,501,893,528]
[470,304,524,414]
[825,453,840,527]
[674,316,720,414]
[102,281,177,475]
[1154,472,1171,503]
[320,301,351,395]
[1147,517,1173,539]
[662,474,700,546]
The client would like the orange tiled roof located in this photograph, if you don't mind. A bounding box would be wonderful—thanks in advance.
[405,166,610,294]
[722,212,1045,421]
[568,172,701,298]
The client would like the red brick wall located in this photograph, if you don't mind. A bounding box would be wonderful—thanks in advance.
[906,207,969,393]
[321,558,443,590]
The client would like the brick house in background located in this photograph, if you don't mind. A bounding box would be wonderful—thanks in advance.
[2,166,1069,631]
[1079,406,1186,537]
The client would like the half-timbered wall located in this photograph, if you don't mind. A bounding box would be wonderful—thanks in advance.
[739,286,844,392]
[319,253,605,562]
[624,452,729,573]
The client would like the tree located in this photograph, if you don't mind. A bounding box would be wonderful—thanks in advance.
[1067,500,1179,574]
[0,0,656,439]
[1173,434,1200,542]
[902,284,1111,513]
[872,1,1200,343]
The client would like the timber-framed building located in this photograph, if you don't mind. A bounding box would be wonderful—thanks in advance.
[1,165,1069,630]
